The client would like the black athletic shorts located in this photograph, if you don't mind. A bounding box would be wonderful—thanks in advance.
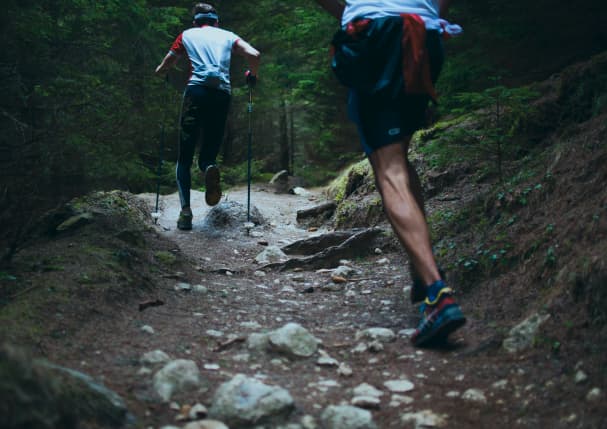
[348,30,444,155]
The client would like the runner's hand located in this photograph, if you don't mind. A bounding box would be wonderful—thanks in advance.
[245,70,257,88]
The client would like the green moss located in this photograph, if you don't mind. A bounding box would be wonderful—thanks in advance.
[326,159,373,203]
[154,250,177,266]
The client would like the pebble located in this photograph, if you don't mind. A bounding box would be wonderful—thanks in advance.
[338,363,353,377]
[389,394,414,407]
[353,383,384,398]
[193,284,208,293]
[462,388,487,404]
[384,379,415,393]
[175,282,192,291]
[574,370,588,384]
[141,325,155,334]
[586,387,602,402]
[492,379,508,389]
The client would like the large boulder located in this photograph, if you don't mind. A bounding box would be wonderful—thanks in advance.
[0,344,128,429]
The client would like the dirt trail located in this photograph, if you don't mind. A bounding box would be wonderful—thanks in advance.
[116,185,600,428]
[8,181,598,429]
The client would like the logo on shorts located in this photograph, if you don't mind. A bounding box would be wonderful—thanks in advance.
[388,128,400,136]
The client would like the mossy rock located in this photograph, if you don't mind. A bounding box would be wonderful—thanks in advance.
[0,344,128,429]
[325,159,374,203]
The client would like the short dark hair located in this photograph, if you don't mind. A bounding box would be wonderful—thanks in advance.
[192,3,216,16]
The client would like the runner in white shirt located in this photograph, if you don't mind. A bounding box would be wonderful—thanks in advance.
[155,3,260,230]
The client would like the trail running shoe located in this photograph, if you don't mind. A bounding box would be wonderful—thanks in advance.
[177,207,193,230]
[411,280,466,347]
[204,165,222,206]
[410,267,446,304]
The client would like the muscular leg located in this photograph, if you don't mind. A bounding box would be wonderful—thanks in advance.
[369,139,440,286]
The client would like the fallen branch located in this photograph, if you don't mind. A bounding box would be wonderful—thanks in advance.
[213,336,246,352]
[138,299,164,312]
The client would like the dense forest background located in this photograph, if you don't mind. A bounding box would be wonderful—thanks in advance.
[1,0,606,259]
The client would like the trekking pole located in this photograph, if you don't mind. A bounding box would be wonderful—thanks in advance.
[152,75,169,224]
[247,84,253,222]
[245,70,256,226]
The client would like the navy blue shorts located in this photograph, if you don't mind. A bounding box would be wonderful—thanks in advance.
[349,30,444,155]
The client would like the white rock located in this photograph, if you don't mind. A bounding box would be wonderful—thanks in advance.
[292,274,306,282]
[398,328,415,338]
[492,379,508,389]
[586,387,602,402]
[137,367,152,376]
[206,329,224,338]
[204,363,220,371]
[255,245,288,264]
[574,370,588,384]
[355,328,396,343]
[153,359,201,402]
[446,391,460,398]
[141,325,155,334]
[193,284,208,293]
[353,383,384,398]
[301,414,317,429]
[384,379,414,393]
[338,363,354,377]
[232,353,250,362]
[240,321,262,329]
[333,265,357,278]
[318,379,341,388]
[352,343,368,353]
[462,388,487,404]
[502,312,550,353]
[189,403,209,419]
[208,374,294,427]
[321,405,377,429]
[141,350,170,365]
[268,323,319,358]
[317,354,339,367]
[254,270,266,277]
[247,332,270,352]
[401,410,447,428]
[389,394,414,407]
[175,282,192,291]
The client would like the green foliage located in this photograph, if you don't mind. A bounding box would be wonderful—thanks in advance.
[417,79,539,179]
[212,159,265,188]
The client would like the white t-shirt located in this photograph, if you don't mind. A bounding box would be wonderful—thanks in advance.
[342,0,441,28]
[170,26,240,93]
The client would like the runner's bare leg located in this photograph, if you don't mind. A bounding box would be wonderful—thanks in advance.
[369,139,440,286]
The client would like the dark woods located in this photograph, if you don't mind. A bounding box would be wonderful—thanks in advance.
[1,0,606,261]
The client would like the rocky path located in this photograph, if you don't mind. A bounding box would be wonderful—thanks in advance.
[79,185,600,429]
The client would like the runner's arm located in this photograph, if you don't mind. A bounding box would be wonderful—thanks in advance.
[233,39,261,76]
[155,52,178,75]
[314,0,345,20]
